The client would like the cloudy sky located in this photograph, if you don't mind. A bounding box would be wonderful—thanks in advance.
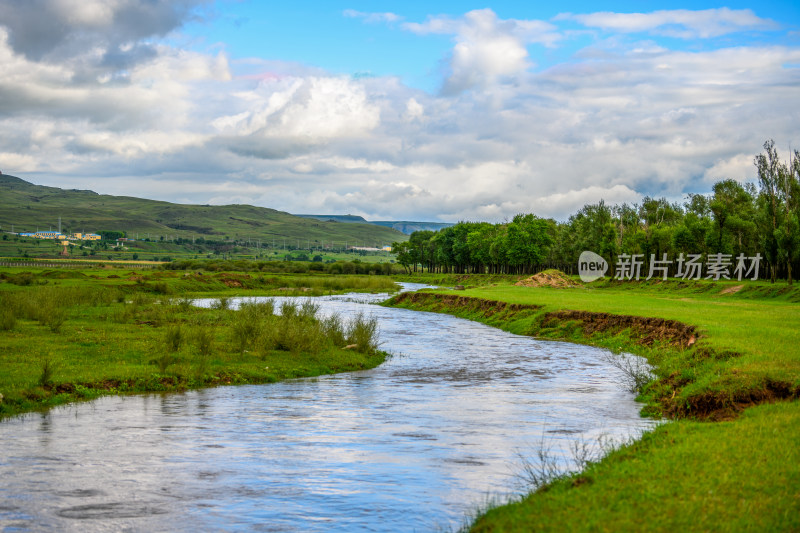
[1,1,798,222]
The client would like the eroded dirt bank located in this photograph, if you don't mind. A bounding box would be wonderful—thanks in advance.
[387,292,799,420]
[391,292,696,347]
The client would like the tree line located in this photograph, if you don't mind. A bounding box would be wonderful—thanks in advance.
[392,140,800,284]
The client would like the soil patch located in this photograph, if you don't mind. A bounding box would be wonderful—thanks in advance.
[669,380,800,421]
[719,284,744,295]
[216,272,252,288]
[515,270,581,289]
[544,310,698,348]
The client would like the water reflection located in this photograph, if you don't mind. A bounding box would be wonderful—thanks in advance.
[0,285,657,532]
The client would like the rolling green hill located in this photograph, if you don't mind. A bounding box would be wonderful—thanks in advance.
[0,175,407,248]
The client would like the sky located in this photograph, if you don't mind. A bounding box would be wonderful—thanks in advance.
[0,1,799,222]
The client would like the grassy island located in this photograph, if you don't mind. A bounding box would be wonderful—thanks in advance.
[386,272,800,532]
[0,267,395,419]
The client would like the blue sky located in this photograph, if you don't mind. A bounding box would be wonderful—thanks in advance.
[179,1,799,89]
[0,1,798,221]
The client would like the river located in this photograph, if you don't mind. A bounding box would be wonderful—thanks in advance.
[0,284,657,532]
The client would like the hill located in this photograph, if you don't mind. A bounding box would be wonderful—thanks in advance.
[295,214,452,235]
[0,175,407,248]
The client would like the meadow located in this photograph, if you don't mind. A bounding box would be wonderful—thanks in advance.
[386,273,800,532]
[0,267,394,418]
[0,234,397,265]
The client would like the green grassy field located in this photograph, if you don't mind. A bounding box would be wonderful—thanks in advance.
[0,267,397,419]
[0,173,407,250]
[0,232,398,264]
[386,273,800,532]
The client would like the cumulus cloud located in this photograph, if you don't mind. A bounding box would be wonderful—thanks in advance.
[0,0,210,61]
[403,9,560,94]
[0,4,798,223]
[561,8,778,39]
[213,76,381,160]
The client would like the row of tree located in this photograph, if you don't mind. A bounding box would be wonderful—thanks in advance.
[392,140,800,284]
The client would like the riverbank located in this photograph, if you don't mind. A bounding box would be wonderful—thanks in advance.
[386,274,800,531]
[0,268,393,419]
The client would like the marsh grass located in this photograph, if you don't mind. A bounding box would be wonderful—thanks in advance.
[346,312,379,353]
[191,326,215,357]
[38,357,56,387]
[0,307,15,331]
[0,270,390,419]
[321,314,346,347]
[165,325,183,352]
[211,296,230,310]
[151,353,180,374]
[173,296,194,312]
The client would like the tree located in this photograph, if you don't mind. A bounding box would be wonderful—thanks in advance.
[755,140,790,283]
[568,201,618,263]
[391,241,413,274]
[707,179,757,256]
[503,214,552,274]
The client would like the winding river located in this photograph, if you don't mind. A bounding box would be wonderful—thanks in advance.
[0,285,657,532]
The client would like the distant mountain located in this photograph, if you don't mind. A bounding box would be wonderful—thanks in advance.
[296,215,453,235]
[0,175,407,246]
[369,221,454,235]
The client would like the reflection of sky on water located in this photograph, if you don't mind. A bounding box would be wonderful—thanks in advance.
[0,286,657,531]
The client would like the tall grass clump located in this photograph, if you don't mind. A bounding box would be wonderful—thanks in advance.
[346,313,379,354]
[228,299,274,354]
[38,358,57,387]
[263,300,325,354]
[192,326,215,357]
[44,307,67,333]
[173,296,194,313]
[211,296,230,310]
[165,325,183,352]
[321,313,347,347]
[231,308,261,354]
[279,299,298,320]
[0,307,16,331]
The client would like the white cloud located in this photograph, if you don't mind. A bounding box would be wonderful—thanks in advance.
[0,152,38,172]
[403,9,561,94]
[0,5,798,223]
[404,98,424,121]
[702,154,755,184]
[563,8,778,39]
[343,9,403,24]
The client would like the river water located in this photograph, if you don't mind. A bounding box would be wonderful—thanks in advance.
[0,285,657,532]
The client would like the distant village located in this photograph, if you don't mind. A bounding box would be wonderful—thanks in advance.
[16,231,102,244]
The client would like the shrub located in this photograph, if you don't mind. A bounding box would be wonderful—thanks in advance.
[41,302,67,333]
[346,313,379,354]
[192,327,215,357]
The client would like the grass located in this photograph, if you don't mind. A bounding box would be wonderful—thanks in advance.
[386,273,800,532]
[0,236,399,265]
[0,266,399,298]
[0,173,407,251]
[471,401,800,532]
[0,268,389,419]
[390,275,800,418]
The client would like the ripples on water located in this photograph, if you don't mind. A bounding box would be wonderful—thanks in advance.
[0,285,657,532]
